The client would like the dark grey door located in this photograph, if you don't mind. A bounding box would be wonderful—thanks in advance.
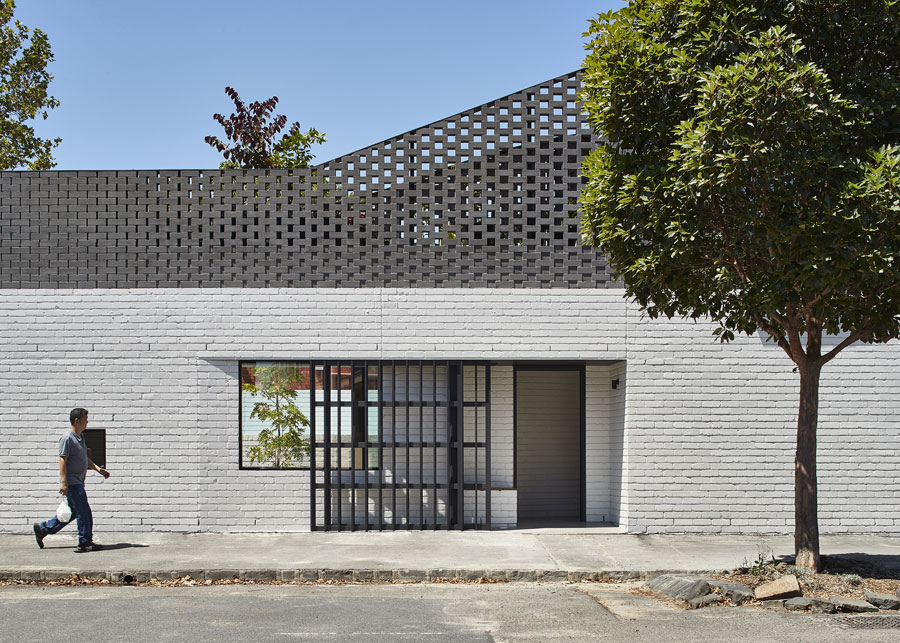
[516,370,581,521]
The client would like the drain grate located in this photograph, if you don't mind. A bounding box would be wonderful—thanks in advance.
[828,615,900,630]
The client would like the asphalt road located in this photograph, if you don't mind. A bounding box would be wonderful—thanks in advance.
[1,582,898,642]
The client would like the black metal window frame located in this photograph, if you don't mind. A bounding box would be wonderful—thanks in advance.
[238,361,316,470]
[309,360,491,531]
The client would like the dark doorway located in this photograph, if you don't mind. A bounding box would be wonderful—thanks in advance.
[515,368,582,522]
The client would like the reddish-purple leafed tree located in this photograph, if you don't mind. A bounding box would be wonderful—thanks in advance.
[205,87,325,169]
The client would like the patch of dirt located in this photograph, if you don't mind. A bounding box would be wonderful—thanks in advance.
[630,584,694,609]
[0,575,288,587]
[709,556,900,602]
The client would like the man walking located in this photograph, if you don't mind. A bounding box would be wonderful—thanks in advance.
[33,408,110,552]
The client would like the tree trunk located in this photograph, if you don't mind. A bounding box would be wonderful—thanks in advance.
[795,361,822,570]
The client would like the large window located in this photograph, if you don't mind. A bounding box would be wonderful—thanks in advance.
[240,360,492,530]
[240,362,313,469]
[240,362,379,470]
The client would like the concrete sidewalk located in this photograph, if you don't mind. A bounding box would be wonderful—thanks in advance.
[4,529,900,584]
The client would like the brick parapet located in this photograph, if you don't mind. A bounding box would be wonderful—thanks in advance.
[0,72,616,289]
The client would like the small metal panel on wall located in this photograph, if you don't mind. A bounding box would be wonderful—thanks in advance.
[82,428,106,469]
[309,360,491,531]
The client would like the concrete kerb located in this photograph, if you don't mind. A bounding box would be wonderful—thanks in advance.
[5,533,899,592]
[0,568,710,586]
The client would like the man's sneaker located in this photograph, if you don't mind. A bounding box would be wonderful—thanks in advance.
[33,523,45,549]
[74,541,103,553]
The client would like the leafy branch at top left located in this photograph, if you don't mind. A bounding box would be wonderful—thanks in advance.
[0,0,61,170]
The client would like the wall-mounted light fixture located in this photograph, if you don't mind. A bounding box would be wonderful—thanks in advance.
[611,378,619,390]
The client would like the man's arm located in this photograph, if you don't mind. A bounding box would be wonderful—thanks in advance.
[59,456,67,495]
[88,458,110,479]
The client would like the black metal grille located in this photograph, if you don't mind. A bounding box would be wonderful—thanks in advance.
[309,360,490,530]
[827,615,900,629]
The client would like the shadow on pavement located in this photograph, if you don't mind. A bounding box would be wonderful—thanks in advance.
[822,553,900,579]
[98,543,150,551]
[764,551,900,580]
[36,542,149,551]
[771,552,900,579]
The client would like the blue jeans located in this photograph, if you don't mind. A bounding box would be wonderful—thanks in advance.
[40,484,93,546]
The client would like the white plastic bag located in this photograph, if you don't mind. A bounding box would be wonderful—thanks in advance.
[56,497,72,522]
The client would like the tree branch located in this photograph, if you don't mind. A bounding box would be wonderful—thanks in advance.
[755,313,794,359]
[875,279,900,299]
[820,329,866,366]
[785,303,806,364]
[721,240,751,285]
[805,318,822,361]
[798,287,833,319]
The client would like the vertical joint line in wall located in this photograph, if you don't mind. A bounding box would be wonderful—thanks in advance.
[195,355,203,528]
[624,288,629,528]
[625,294,629,362]
[379,288,384,358]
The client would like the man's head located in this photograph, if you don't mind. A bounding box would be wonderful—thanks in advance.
[70,407,88,430]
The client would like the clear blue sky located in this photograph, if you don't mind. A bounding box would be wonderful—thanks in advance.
[15,1,623,170]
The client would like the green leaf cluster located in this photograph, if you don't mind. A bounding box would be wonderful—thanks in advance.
[270,127,326,169]
[581,0,900,362]
[205,87,325,170]
[243,364,310,468]
[0,0,60,170]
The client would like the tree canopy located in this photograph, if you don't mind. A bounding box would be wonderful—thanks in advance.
[0,0,60,170]
[580,0,900,569]
[205,87,325,169]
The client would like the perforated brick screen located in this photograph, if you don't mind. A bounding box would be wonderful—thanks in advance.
[0,71,616,288]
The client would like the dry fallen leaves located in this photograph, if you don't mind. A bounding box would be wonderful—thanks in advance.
[711,566,900,602]
[0,574,507,587]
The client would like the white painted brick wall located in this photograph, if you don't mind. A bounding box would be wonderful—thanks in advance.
[489,366,515,491]
[585,362,626,526]
[623,310,900,535]
[1,288,897,535]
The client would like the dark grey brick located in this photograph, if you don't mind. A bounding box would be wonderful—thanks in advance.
[0,72,616,289]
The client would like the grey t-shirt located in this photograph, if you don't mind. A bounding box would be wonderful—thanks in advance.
[58,430,88,486]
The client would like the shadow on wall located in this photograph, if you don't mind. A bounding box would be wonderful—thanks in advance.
[756,330,860,349]
[204,359,238,377]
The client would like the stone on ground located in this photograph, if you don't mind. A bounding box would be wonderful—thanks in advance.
[708,580,753,605]
[865,592,900,610]
[810,598,836,614]
[754,575,801,601]
[830,596,878,613]
[688,594,725,609]
[646,575,710,601]
[784,597,813,611]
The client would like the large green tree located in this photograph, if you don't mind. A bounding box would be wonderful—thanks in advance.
[581,0,900,570]
[0,0,60,170]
